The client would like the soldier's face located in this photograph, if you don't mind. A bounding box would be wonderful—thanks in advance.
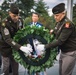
[54,13,64,22]
[32,14,39,22]
[9,11,19,23]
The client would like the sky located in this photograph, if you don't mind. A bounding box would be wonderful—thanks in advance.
[0,0,76,16]
[0,0,4,5]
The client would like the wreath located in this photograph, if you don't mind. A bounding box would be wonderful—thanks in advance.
[13,26,57,73]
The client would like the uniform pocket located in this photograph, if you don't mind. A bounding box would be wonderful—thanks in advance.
[63,51,75,56]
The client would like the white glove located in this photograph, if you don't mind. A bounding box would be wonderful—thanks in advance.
[20,46,33,55]
[36,44,45,52]
[33,39,40,45]
[27,44,32,48]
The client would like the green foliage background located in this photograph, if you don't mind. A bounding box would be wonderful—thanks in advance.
[73,4,76,25]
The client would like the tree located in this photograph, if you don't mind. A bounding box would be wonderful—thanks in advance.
[16,0,35,18]
[73,3,76,25]
[34,0,49,16]
[0,0,35,18]
[0,0,9,18]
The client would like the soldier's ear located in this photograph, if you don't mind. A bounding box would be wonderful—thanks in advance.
[9,11,12,16]
[9,11,11,15]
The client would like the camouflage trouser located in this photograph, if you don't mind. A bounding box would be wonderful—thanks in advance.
[2,54,19,75]
[59,50,76,75]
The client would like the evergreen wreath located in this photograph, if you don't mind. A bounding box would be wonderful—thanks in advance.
[13,26,57,73]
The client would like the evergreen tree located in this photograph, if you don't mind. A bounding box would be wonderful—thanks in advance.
[17,0,35,18]
[35,0,49,16]
[73,3,76,25]
[0,0,35,18]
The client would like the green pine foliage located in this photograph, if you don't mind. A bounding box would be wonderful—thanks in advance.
[73,4,76,25]
[13,26,57,73]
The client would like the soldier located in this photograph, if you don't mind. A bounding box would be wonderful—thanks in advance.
[36,3,76,75]
[0,4,32,75]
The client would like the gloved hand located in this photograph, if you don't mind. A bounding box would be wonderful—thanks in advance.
[36,44,45,52]
[33,39,40,45]
[20,46,33,55]
[27,44,32,48]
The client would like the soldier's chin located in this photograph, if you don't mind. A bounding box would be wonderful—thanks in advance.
[56,20,59,22]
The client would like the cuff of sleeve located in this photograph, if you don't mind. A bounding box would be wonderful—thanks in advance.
[45,44,50,49]
[14,43,21,50]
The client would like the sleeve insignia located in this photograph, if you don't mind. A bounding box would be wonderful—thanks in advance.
[12,41,16,45]
[65,22,70,28]
[4,28,9,35]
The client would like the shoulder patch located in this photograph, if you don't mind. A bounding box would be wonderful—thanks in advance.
[4,28,9,35]
[65,22,70,28]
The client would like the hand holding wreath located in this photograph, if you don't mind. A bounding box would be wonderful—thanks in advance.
[20,46,33,56]
[13,26,57,73]
[36,44,45,53]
